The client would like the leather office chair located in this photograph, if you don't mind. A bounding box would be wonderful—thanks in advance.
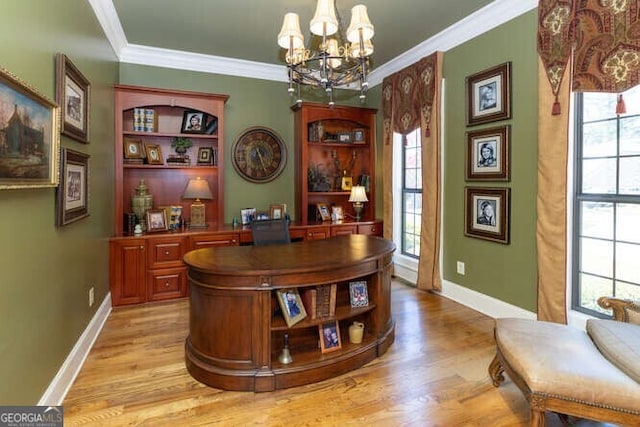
[251,218,291,246]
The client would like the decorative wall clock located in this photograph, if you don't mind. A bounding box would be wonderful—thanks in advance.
[232,127,287,183]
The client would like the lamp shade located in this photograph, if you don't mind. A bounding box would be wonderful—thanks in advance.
[348,185,368,203]
[346,5,374,43]
[182,177,212,201]
[310,0,338,36]
[350,38,374,58]
[278,13,305,49]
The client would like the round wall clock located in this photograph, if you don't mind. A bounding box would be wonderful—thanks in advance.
[232,127,287,183]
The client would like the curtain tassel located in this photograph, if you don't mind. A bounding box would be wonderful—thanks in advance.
[424,125,431,138]
[616,94,626,115]
[552,94,561,115]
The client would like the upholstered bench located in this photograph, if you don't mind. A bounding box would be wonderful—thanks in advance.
[489,297,640,426]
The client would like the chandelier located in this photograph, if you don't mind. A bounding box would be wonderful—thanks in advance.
[277,0,374,106]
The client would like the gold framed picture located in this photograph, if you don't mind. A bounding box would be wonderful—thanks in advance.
[144,143,163,165]
[317,203,331,221]
[276,289,307,327]
[146,209,168,232]
[319,320,342,353]
[124,138,143,159]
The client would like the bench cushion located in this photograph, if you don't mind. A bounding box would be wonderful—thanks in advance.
[495,318,640,413]
[587,319,640,385]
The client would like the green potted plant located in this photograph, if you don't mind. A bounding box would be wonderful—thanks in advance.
[171,137,192,157]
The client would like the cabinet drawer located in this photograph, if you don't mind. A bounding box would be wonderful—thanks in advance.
[331,224,357,236]
[357,223,382,236]
[148,236,188,269]
[148,267,188,301]
[190,232,239,248]
[305,226,331,240]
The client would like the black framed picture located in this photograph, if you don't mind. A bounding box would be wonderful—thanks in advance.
[181,111,207,134]
[56,53,90,143]
[464,187,510,244]
[466,125,510,181]
[466,62,511,126]
[56,148,89,226]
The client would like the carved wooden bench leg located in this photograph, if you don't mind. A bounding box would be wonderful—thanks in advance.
[530,407,545,427]
[488,354,505,387]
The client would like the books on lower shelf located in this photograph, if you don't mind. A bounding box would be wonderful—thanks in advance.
[301,284,337,319]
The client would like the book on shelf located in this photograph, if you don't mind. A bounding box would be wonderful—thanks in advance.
[301,288,317,319]
[315,284,337,318]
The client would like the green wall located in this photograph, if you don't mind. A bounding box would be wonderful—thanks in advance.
[442,10,539,311]
[0,1,118,403]
[119,65,382,221]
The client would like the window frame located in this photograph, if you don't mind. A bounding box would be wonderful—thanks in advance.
[400,128,422,259]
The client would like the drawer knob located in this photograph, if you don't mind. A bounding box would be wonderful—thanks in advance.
[164,251,170,255]
[164,282,170,287]
[371,227,376,232]
[139,246,144,250]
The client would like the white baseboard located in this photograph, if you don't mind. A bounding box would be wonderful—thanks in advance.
[39,293,112,406]
[393,259,535,320]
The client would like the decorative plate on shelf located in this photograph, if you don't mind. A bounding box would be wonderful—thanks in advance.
[232,126,287,183]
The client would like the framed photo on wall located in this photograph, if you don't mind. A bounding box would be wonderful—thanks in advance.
[0,66,60,189]
[466,62,511,126]
[464,187,510,244]
[56,53,90,143]
[466,125,510,181]
[56,148,89,226]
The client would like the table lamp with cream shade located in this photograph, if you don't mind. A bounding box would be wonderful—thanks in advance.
[182,177,213,228]
[348,185,368,221]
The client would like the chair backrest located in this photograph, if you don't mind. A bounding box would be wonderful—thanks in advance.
[251,218,291,246]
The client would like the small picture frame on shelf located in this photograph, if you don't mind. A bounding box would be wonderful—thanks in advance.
[341,176,353,191]
[319,320,342,353]
[317,203,331,221]
[181,111,207,134]
[349,281,369,307]
[197,147,214,165]
[123,138,144,159]
[146,209,168,232]
[337,132,352,144]
[204,116,218,135]
[352,128,365,144]
[270,203,286,220]
[240,207,256,225]
[331,205,344,222]
[277,289,307,327]
[144,143,163,165]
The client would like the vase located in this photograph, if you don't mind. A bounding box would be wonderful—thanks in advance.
[131,180,153,231]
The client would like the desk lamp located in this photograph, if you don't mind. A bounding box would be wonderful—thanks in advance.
[183,177,213,228]
[348,185,368,221]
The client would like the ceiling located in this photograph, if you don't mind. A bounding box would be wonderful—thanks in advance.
[92,0,536,86]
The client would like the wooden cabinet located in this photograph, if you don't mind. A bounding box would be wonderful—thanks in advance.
[114,85,228,234]
[292,102,377,223]
[184,235,395,391]
[109,238,146,306]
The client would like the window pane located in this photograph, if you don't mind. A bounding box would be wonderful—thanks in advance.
[405,169,418,189]
[616,242,640,284]
[583,92,616,122]
[582,158,616,193]
[580,273,613,314]
[583,120,617,158]
[619,117,640,155]
[616,203,640,243]
[580,237,613,277]
[405,147,419,168]
[619,156,640,194]
[580,201,613,239]
[616,281,640,301]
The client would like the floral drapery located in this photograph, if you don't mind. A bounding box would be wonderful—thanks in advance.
[382,52,442,291]
[537,0,640,323]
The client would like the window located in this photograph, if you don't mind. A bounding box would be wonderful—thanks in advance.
[573,87,640,316]
[400,128,422,258]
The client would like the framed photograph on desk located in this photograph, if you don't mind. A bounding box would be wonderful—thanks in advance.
[319,320,342,353]
[277,289,307,327]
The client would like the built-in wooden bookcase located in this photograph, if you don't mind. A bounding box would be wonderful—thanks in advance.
[292,102,377,223]
[113,85,229,234]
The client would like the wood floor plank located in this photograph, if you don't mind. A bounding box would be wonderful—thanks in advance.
[63,281,611,426]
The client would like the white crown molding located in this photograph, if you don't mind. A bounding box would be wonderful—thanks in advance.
[120,44,288,82]
[87,0,128,57]
[368,0,538,86]
[92,0,537,86]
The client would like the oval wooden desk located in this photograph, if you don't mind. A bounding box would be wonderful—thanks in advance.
[183,234,396,392]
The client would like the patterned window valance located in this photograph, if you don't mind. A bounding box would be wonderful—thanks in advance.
[382,54,438,142]
[538,0,640,114]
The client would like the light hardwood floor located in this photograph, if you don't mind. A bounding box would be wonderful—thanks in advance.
[62,281,606,426]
